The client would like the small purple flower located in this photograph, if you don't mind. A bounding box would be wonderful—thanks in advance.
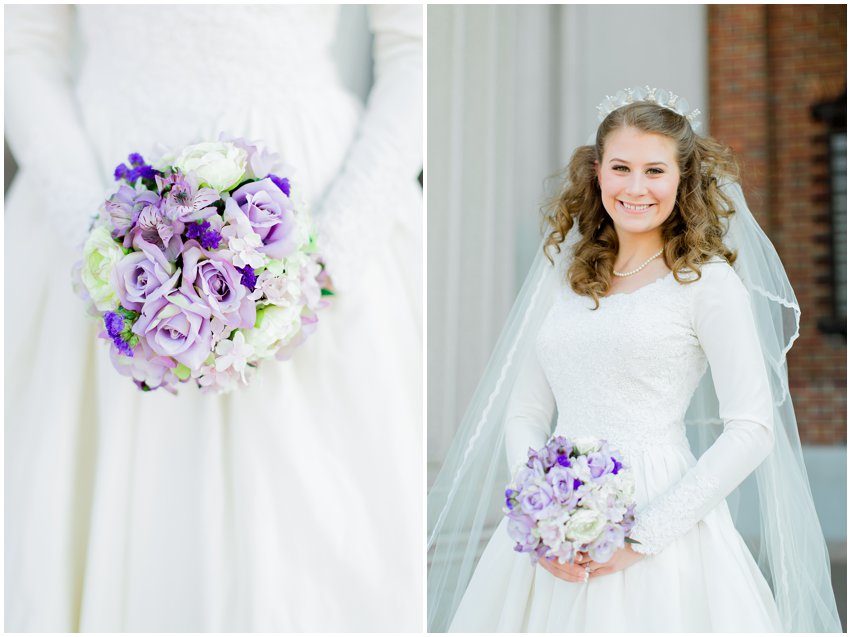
[114,153,159,184]
[104,311,125,338]
[266,173,291,196]
[115,338,134,357]
[186,220,210,240]
[556,454,571,467]
[135,165,157,181]
[200,228,222,250]
[235,264,258,291]
[611,457,623,475]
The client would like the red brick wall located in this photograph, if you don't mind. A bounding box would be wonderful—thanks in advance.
[708,5,846,445]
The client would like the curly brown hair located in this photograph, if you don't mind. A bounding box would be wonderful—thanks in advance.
[543,102,741,308]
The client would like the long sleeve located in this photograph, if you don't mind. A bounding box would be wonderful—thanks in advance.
[504,346,556,471]
[313,5,422,291]
[5,5,107,250]
[629,263,775,555]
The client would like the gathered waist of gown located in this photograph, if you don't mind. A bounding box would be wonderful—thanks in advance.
[553,418,691,457]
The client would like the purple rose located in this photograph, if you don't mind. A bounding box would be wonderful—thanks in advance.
[133,288,213,369]
[519,481,556,520]
[546,465,580,508]
[227,178,299,258]
[181,244,255,329]
[587,452,615,479]
[111,237,179,311]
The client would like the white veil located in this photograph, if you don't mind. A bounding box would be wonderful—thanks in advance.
[426,94,841,633]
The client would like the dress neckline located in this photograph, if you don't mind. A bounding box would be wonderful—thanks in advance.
[601,270,675,300]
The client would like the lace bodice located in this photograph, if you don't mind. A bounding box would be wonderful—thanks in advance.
[537,270,706,453]
[504,259,775,555]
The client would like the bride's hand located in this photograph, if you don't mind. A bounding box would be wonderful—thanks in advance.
[536,555,589,583]
[576,545,645,579]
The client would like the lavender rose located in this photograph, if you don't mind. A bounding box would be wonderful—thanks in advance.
[226,178,300,259]
[546,465,580,508]
[133,288,213,370]
[111,238,179,311]
[587,451,616,480]
[181,244,255,329]
[519,481,556,521]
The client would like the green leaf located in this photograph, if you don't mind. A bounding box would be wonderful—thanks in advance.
[174,363,191,381]
[321,288,335,297]
[116,306,139,321]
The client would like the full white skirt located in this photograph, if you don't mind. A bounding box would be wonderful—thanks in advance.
[449,445,782,632]
[5,173,423,631]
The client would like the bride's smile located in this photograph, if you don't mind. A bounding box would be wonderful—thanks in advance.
[595,126,680,241]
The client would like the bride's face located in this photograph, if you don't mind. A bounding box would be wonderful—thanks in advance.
[595,127,681,242]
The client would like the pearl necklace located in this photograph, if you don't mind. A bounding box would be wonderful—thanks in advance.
[613,247,665,277]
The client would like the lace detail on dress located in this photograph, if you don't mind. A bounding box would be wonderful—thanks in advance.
[537,271,707,457]
[629,471,722,555]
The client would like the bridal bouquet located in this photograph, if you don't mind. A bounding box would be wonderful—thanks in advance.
[504,436,636,564]
[73,138,333,394]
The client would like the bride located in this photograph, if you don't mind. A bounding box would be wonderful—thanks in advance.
[5,5,422,632]
[427,88,841,632]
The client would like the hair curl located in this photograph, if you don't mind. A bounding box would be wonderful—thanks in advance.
[543,102,740,309]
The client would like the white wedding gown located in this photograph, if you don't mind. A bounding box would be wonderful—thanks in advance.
[449,261,784,632]
[5,5,422,632]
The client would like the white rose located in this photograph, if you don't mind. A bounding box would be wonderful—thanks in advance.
[611,471,635,498]
[243,304,302,359]
[537,511,570,550]
[80,225,124,311]
[574,437,600,455]
[174,141,247,192]
[571,456,592,483]
[563,508,607,544]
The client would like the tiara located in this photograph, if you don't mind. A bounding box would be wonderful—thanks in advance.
[596,85,703,133]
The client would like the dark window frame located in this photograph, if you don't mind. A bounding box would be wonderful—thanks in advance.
[811,89,847,338]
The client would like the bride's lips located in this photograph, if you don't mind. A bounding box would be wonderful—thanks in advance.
[617,200,656,215]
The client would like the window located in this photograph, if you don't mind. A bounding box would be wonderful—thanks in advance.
[812,90,847,337]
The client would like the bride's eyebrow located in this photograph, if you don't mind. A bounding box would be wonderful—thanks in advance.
[609,158,669,167]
